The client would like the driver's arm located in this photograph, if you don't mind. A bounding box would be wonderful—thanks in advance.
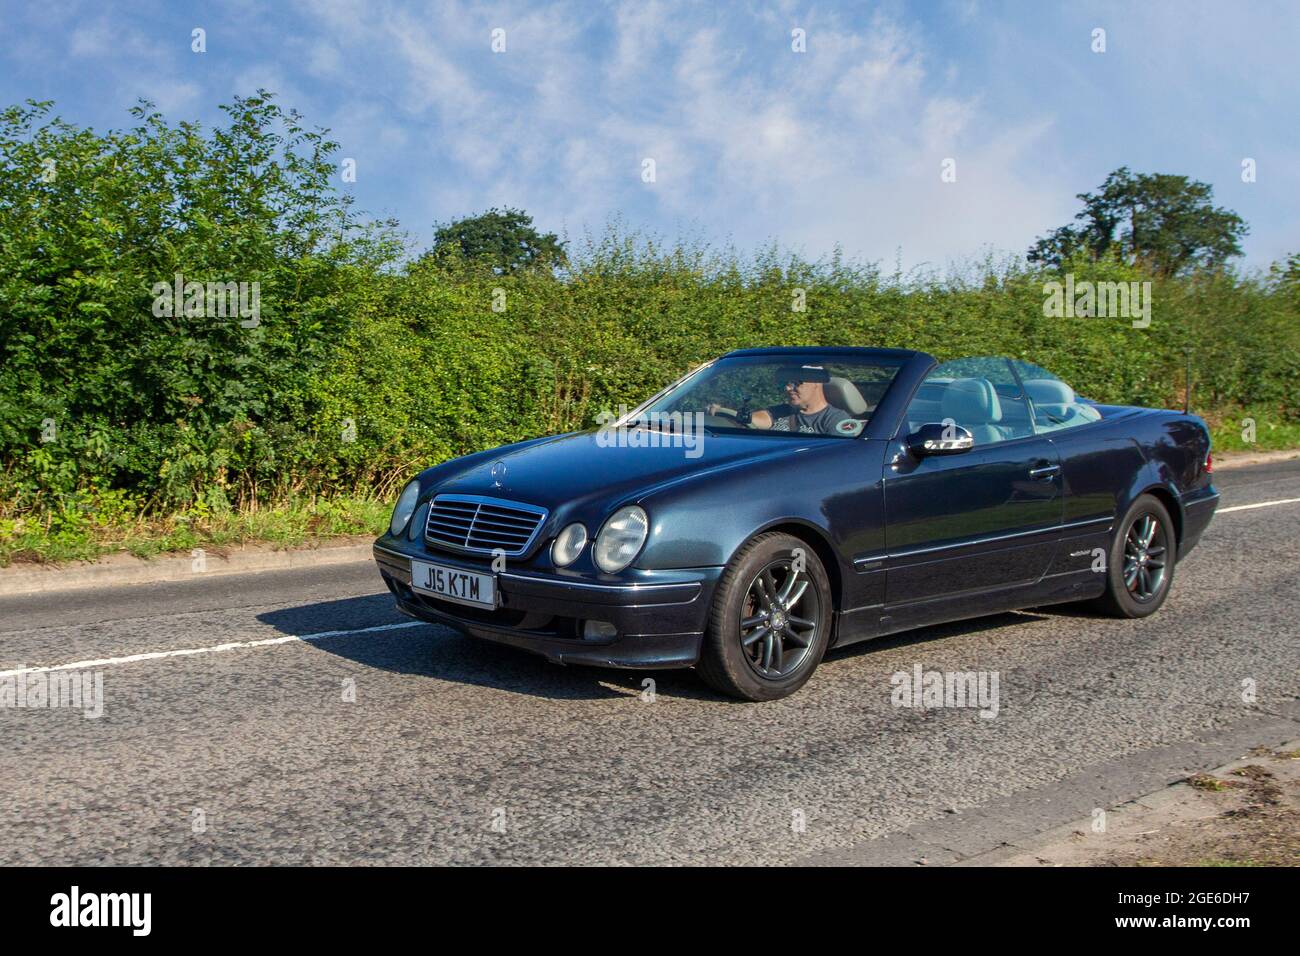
[705,404,774,428]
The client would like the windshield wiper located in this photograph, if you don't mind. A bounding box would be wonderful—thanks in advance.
[627,418,719,438]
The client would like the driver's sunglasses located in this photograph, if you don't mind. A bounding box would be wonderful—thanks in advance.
[783,380,808,390]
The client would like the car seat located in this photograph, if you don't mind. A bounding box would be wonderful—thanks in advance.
[1022,379,1101,430]
[825,376,870,417]
[939,377,1005,444]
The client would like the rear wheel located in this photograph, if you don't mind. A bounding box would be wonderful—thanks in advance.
[697,532,833,701]
[1093,493,1177,618]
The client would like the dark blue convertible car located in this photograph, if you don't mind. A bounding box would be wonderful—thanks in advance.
[374,348,1219,700]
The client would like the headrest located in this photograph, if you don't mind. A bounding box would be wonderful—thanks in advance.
[941,377,1002,423]
[1022,378,1075,405]
[825,376,869,415]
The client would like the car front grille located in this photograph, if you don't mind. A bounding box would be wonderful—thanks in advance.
[424,494,548,557]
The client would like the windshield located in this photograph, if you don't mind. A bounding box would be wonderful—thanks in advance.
[635,354,905,438]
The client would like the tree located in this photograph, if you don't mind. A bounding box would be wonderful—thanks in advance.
[429,207,566,274]
[1028,167,1247,277]
[1271,252,1300,300]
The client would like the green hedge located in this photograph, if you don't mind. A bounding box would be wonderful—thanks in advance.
[2,99,1297,525]
[313,253,1299,494]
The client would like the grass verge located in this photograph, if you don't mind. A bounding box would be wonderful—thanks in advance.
[1206,407,1300,452]
[0,496,388,567]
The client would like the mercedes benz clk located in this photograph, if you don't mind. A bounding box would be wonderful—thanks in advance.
[374,348,1218,701]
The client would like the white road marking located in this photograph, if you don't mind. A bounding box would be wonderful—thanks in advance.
[0,619,427,679]
[6,493,1298,680]
[1217,497,1300,514]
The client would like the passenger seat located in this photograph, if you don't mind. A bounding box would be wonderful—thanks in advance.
[939,377,1006,444]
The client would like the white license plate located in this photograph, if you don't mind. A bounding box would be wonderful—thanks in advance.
[410,560,496,610]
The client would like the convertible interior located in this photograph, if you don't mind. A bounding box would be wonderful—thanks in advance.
[905,376,1101,444]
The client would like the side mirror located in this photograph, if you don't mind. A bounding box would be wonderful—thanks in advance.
[906,422,974,457]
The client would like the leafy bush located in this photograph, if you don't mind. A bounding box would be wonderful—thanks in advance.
[0,94,400,515]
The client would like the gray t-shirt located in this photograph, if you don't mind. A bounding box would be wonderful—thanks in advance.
[766,403,852,435]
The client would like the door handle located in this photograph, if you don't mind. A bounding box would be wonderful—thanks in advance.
[1029,463,1061,480]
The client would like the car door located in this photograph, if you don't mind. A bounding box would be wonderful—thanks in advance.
[880,357,1064,630]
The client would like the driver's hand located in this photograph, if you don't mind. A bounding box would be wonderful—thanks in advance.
[706,402,721,415]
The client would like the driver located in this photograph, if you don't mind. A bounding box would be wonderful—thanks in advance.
[708,365,852,435]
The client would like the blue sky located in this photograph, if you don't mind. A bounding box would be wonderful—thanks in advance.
[2,0,1295,270]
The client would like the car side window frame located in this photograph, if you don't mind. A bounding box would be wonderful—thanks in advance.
[1002,356,1041,437]
[1009,358,1103,435]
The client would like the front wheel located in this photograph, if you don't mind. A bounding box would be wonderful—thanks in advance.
[1093,493,1178,618]
[697,532,833,701]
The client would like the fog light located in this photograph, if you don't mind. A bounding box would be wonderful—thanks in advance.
[582,620,618,641]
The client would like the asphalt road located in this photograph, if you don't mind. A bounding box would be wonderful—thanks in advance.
[2,461,1297,865]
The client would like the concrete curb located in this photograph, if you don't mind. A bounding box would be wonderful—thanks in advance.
[0,537,375,597]
[1213,448,1300,469]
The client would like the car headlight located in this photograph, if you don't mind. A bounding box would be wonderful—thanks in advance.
[389,479,421,536]
[593,506,648,573]
[551,522,588,567]
[407,501,430,541]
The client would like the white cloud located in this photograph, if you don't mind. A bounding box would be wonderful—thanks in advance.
[606,0,670,84]
[28,0,1174,268]
[277,1,1078,266]
[61,14,201,116]
[0,0,1288,267]
[541,4,1066,267]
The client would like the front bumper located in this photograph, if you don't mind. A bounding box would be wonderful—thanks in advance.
[373,541,720,669]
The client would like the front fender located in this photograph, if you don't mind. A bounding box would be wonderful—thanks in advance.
[633,438,889,610]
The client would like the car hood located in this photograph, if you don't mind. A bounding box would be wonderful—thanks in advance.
[432,428,824,512]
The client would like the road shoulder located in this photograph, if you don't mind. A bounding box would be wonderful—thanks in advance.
[962,739,1300,866]
[798,705,1300,866]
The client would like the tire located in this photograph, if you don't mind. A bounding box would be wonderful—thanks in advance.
[697,532,833,701]
[1092,493,1178,618]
